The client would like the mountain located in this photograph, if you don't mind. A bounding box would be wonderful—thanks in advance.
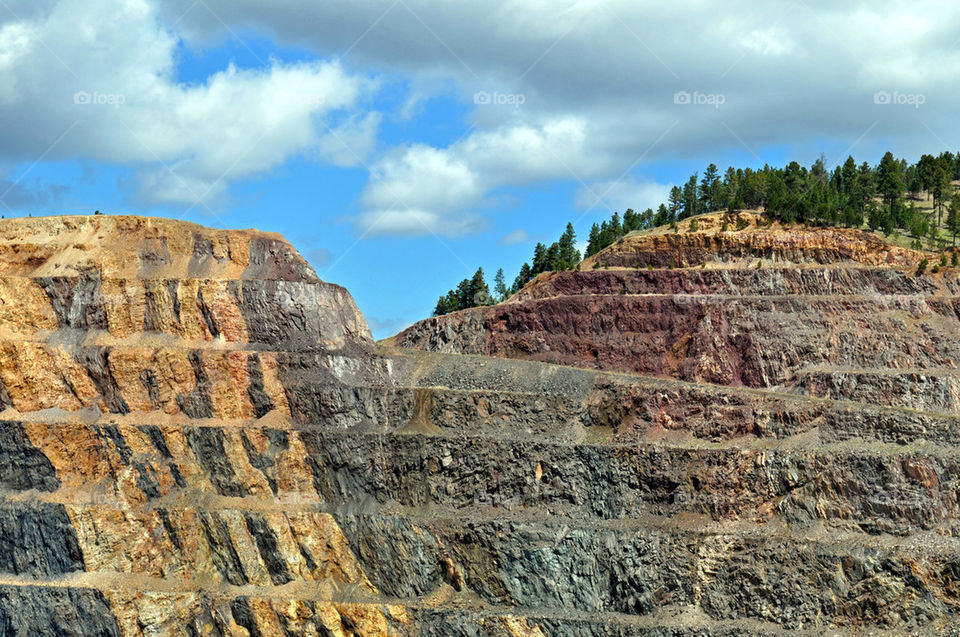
[1,213,958,635]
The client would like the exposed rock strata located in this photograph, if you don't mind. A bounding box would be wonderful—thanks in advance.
[1,214,958,635]
[394,214,960,414]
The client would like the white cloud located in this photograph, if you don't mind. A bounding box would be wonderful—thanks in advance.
[315,111,383,168]
[161,0,960,234]
[575,178,673,215]
[739,28,796,57]
[499,229,531,245]
[356,116,614,235]
[6,0,960,232]
[362,145,480,214]
[0,0,379,208]
[354,207,488,237]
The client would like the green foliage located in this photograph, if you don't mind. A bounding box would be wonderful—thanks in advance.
[953,252,959,267]
[434,149,960,318]
[699,164,721,213]
[916,258,929,275]
[493,268,508,302]
[433,267,492,316]
[512,262,533,291]
[877,151,904,216]
[948,192,960,246]
[941,254,948,267]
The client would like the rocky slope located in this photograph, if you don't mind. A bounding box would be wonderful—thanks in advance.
[393,213,959,408]
[3,213,960,635]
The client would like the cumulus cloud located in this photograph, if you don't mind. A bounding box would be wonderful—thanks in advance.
[356,116,621,235]
[0,0,379,209]
[163,0,960,234]
[6,0,960,232]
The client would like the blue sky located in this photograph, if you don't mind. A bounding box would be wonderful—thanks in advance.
[0,1,955,337]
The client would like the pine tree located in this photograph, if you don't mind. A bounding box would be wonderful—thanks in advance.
[609,212,622,236]
[668,186,683,219]
[840,156,857,197]
[586,223,601,257]
[433,283,464,315]
[917,154,937,198]
[640,208,654,228]
[700,163,720,212]
[493,268,508,302]
[455,278,472,310]
[512,262,532,292]
[949,193,960,246]
[932,163,952,226]
[654,204,670,226]
[531,243,547,275]
[765,172,786,220]
[857,162,876,216]
[682,175,698,219]
[557,222,580,269]
[544,242,562,272]
[467,268,491,306]
[877,151,904,218]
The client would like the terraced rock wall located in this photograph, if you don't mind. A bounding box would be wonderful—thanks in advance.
[394,215,960,416]
[2,215,960,635]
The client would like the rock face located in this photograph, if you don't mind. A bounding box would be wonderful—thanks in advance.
[4,213,960,635]
[394,213,958,403]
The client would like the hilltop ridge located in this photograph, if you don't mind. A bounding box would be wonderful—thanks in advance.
[580,212,927,270]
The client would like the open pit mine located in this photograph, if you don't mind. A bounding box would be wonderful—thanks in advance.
[1,213,959,635]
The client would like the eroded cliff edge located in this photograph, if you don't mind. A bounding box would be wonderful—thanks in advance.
[1,214,959,636]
